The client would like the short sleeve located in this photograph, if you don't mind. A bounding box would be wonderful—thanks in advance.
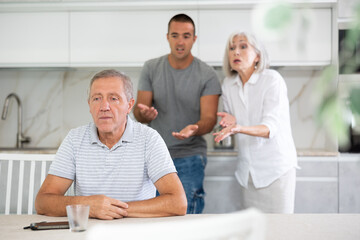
[145,130,176,183]
[138,61,153,92]
[48,131,76,180]
[201,67,222,97]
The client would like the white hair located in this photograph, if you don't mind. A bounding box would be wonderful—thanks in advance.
[88,69,133,101]
[223,32,270,78]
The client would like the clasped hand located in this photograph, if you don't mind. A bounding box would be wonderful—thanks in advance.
[87,195,128,220]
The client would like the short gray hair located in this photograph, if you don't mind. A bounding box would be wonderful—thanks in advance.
[88,69,133,101]
[223,32,270,78]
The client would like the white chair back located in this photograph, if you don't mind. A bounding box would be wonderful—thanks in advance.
[0,153,54,215]
[87,208,266,240]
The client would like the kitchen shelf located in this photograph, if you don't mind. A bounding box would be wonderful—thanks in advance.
[0,63,70,68]
[0,61,332,70]
[212,61,331,70]
[338,74,360,82]
[0,0,337,12]
[207,149,339,157]
[338,18,357,30]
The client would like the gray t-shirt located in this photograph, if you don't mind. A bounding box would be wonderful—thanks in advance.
[138,55,221,158]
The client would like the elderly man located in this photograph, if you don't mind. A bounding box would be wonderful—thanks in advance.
[35,69,187,219]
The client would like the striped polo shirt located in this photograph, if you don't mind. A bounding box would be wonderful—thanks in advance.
[48,117,176,202]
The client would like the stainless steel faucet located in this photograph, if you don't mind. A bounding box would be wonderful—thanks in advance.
[1,93,31,148]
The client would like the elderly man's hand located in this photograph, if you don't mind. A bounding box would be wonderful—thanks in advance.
[137,103,158,122]
[87,195,128,220]
[172,124,199,140]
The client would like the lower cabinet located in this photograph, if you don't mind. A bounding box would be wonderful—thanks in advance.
[203,155,340,213]
[295,157,339,213]
[339,154,360,213]
[203,156,241,213]
[203,177,242,213]
[295,180,338,213]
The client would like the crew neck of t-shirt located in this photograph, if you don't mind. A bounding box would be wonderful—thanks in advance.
[166,56,195,72]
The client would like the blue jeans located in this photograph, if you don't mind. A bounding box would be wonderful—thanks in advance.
[174,155,207,214]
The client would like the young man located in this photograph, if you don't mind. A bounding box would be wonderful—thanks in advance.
[35,70,187,219]
[134,14,221,214]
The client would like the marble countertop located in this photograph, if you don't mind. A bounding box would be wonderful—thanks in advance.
[207,149,339,157]
[0,148,340,157]
[0,148,58,154]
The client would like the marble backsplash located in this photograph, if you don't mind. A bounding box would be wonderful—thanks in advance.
[0,67,337,152]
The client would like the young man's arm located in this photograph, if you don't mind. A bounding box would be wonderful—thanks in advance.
[196,94,220,135]
[133,91,158,123]
[172,94,219,139]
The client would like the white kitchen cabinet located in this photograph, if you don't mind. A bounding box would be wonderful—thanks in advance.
[295,157,339,213]
[70,10,198,66]
[198,8,332,66]
[0,12,69,67]
[204,155,340,213]
[338,0,359,19]
[203,155,242,213]
[203,177,243,213]
[339,154,360,213]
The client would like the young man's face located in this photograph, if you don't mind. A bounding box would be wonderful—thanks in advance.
[167,21,197,61]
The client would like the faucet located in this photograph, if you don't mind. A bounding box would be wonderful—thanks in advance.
[1,93,31,148]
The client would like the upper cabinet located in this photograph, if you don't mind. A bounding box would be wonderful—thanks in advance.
[198,8,332,66]
[338,0,358,19]
[70,10,198,67]
[338,0,358,30]
[0,1,334,68]
[0,12,69,67]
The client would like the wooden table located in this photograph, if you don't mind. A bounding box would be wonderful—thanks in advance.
[1,213,359,240]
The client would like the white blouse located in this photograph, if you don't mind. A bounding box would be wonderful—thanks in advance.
[222,69,298,188]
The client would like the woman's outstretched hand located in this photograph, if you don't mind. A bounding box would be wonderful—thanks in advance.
[213,124,241,142]
[217,112,236,127]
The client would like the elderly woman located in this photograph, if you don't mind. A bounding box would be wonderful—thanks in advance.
[214,32,298,213]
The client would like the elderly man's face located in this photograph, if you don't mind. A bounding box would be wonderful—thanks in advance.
[88,77,134,137]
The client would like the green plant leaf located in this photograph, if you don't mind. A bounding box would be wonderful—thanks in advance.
[316,94,349,145]
[316,65,337,95]
[350,88,360,116]
[264,3,293,30]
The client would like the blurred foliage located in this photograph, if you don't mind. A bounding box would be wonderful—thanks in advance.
[315,66,348,144]
[350,88,360,115]
[316,2,360,145]
[258,1,360,146]
[264,2,293,30]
